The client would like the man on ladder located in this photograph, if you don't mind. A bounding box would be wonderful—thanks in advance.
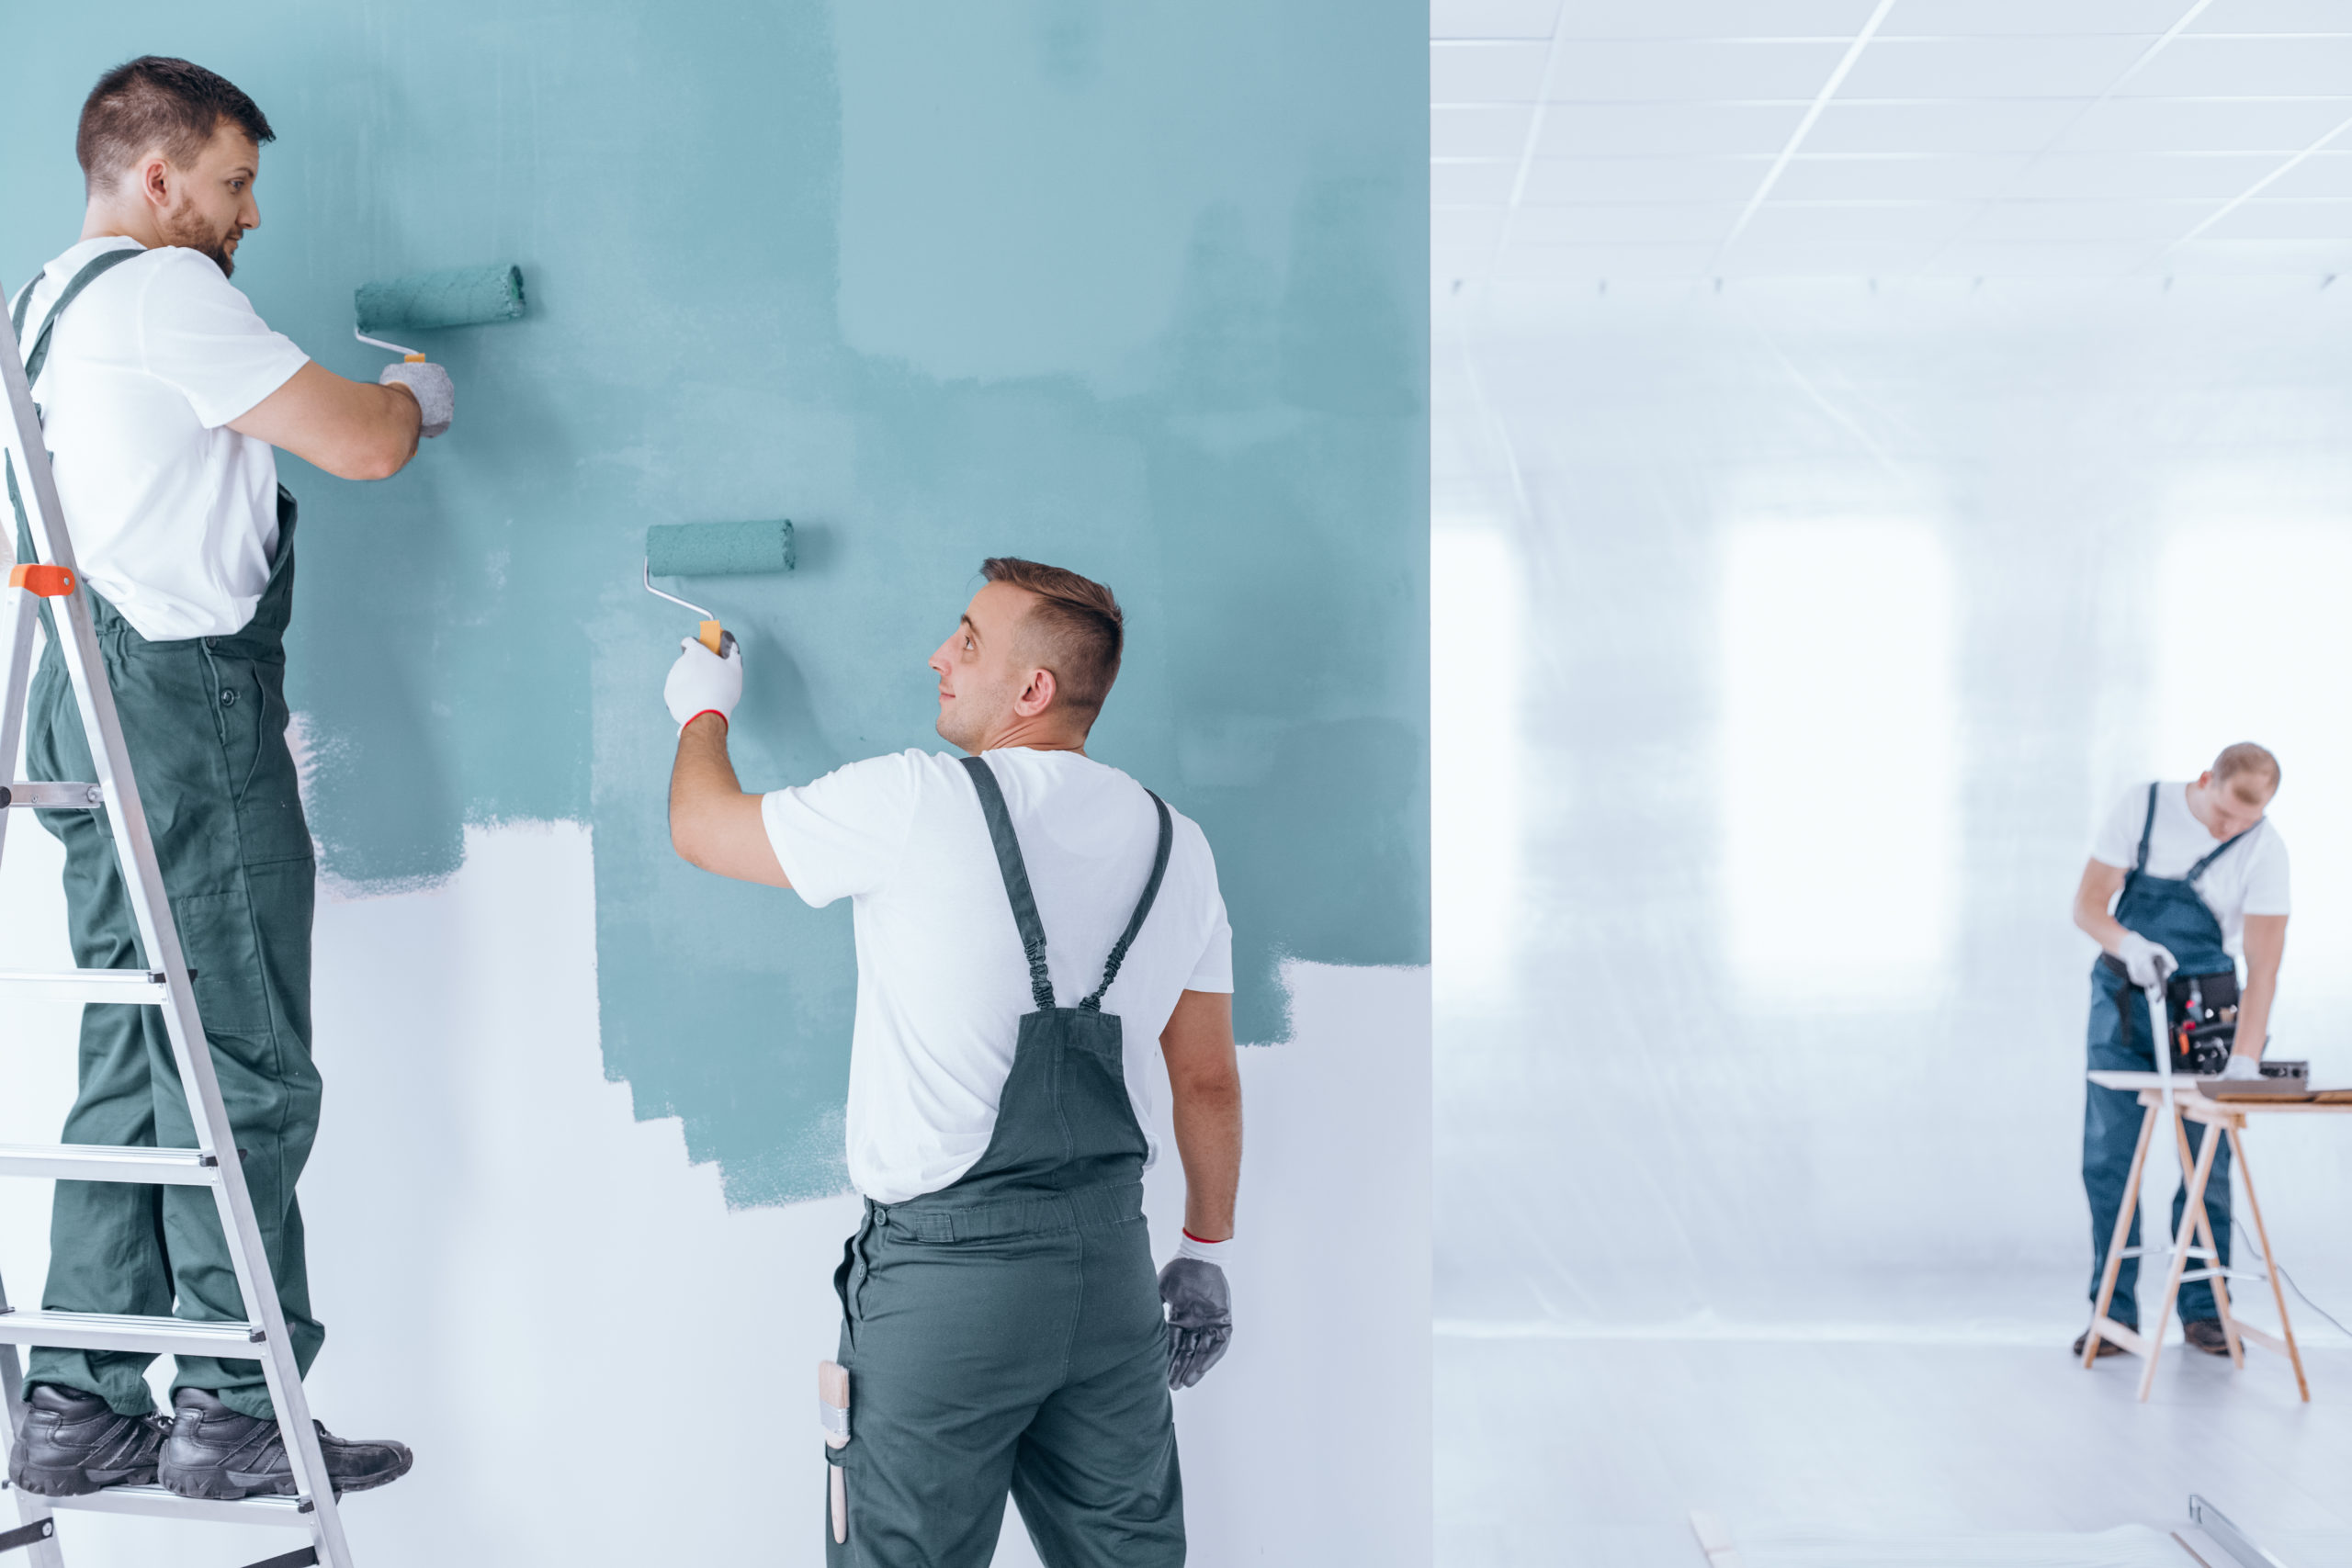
[6,57,436,1501]
[664,558,1243,1565]
[2069,742,2290,1362]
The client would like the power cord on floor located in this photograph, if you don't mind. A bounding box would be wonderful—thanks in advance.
[2271,1258,2352,1341]
[2233,1229,2351,1339]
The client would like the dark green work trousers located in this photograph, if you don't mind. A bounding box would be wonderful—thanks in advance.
[832,1184,1181,1568]
[18,491,322,1421]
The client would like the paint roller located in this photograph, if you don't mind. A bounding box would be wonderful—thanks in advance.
[351,263,527,360]
[643,520,796,656]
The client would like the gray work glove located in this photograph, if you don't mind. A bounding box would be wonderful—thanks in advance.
[379,360,454,438]
[2114,930,2177,989]
[1159,1258,1231,1390]
[2219,1054,2265,1081]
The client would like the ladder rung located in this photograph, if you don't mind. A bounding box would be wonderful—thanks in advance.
[0,781,102,809]
[0,1144,219,1185]
[0,1308,262,1355]
[44,1484,313,1528]
[0,969,169,1004]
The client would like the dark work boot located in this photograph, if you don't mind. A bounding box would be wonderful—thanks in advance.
[2071,1328,2126,1359]
[158,1388,413,1499]
[2184,1318,2233,1357]
[6,1382,170,1495]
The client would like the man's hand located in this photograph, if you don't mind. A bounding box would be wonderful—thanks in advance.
[664,637,743,730]
[2219,1055,2264,1081]
[379,361,453,438]
[1159,1257,1232,1389]
[2115,930,2177,989]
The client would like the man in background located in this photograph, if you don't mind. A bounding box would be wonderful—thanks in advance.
[2070,742,2288,1359]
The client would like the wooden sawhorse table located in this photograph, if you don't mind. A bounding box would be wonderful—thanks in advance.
[2081,1070,2346,1402]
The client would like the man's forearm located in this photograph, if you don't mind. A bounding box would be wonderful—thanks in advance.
[2074,895,2129,954]
[669,714,742,865]
[2235,970,2278,1059]
[665,713,791,886]
[1170,1077,1241,1242]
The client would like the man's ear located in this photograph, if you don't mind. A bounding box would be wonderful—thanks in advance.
[1016,668,1059,717]
[139,153,174,210]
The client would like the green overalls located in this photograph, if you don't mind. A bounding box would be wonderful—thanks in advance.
[8,249,323,1423]
[826,755,1184,1568]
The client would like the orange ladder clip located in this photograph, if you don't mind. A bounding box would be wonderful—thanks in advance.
[7,563,74,597]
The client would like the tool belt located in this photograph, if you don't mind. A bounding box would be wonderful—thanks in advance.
[2105,953,2239,1072]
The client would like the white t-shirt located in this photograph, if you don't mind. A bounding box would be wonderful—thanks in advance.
[2090,781,2290,958]
[13,237,308,641]
[763,747,1234,1204]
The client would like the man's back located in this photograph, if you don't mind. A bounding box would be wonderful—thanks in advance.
[15,238,306,640]
[764,746,1231,1203]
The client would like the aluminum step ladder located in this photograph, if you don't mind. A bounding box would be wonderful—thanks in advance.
[0,282,354,1568]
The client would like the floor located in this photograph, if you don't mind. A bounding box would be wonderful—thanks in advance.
[1438,1327,2352,1568]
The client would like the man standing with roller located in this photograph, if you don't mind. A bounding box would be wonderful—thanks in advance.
[2070,742,2290,1361]
[6,57,435,1497]
[664,558,1241,1566]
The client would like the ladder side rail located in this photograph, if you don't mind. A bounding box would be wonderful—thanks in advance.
[0,574,36,867]
[0,293,351,1567]
[0,280,73,1568]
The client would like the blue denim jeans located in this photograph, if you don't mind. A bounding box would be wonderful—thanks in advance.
[2085,965,2232,1325]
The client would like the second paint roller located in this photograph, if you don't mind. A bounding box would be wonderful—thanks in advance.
[644,521,797,655]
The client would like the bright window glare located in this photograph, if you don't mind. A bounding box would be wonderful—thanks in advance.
[1722,523,1956,1006]
[2156,524,2352,1011]
[1432,526,1522,999]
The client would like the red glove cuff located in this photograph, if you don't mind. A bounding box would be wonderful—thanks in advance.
[687,710,729,732]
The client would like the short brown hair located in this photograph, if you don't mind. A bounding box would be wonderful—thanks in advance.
[980,558,1124,723]
[78,57,274,196]
[2213,741,2280,799]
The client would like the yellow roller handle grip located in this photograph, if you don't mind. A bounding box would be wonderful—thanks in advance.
[404,352,426,363]
[698,619,725,655]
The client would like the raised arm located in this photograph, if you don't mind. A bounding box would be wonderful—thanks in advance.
[229,361,421,480]
[1161,987,1240,1242]
[668,713,791,887]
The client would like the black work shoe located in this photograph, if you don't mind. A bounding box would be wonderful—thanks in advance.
[6,1382,169,1495]
[2072,1328,2126,1359]
[2184,1318,2233,1357]
[158,1388,413,1499]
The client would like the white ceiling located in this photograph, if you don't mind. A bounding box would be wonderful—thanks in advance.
[1432,0,2352,283]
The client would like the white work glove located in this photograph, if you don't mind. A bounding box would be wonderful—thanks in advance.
[663,637,742,729]
[1160,1235,1232,1390]
[2114,931,2177,989]
[2220,1055,2264,1081]
[379,361,454,438]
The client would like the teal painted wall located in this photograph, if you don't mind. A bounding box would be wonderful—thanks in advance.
[4,3,1428,1204]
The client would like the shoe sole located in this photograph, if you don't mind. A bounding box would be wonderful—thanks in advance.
[8,1461,160,1496]
[162,1449,414,1501]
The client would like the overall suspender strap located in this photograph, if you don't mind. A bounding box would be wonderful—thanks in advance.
[961,754,1057,1010]
[16,246,141,386]
[8,247,144,569]
[2133,782,2158,874]
[2188,824,2256,881]
[1083,792,1172,1012]
[2138,779,2256,885]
